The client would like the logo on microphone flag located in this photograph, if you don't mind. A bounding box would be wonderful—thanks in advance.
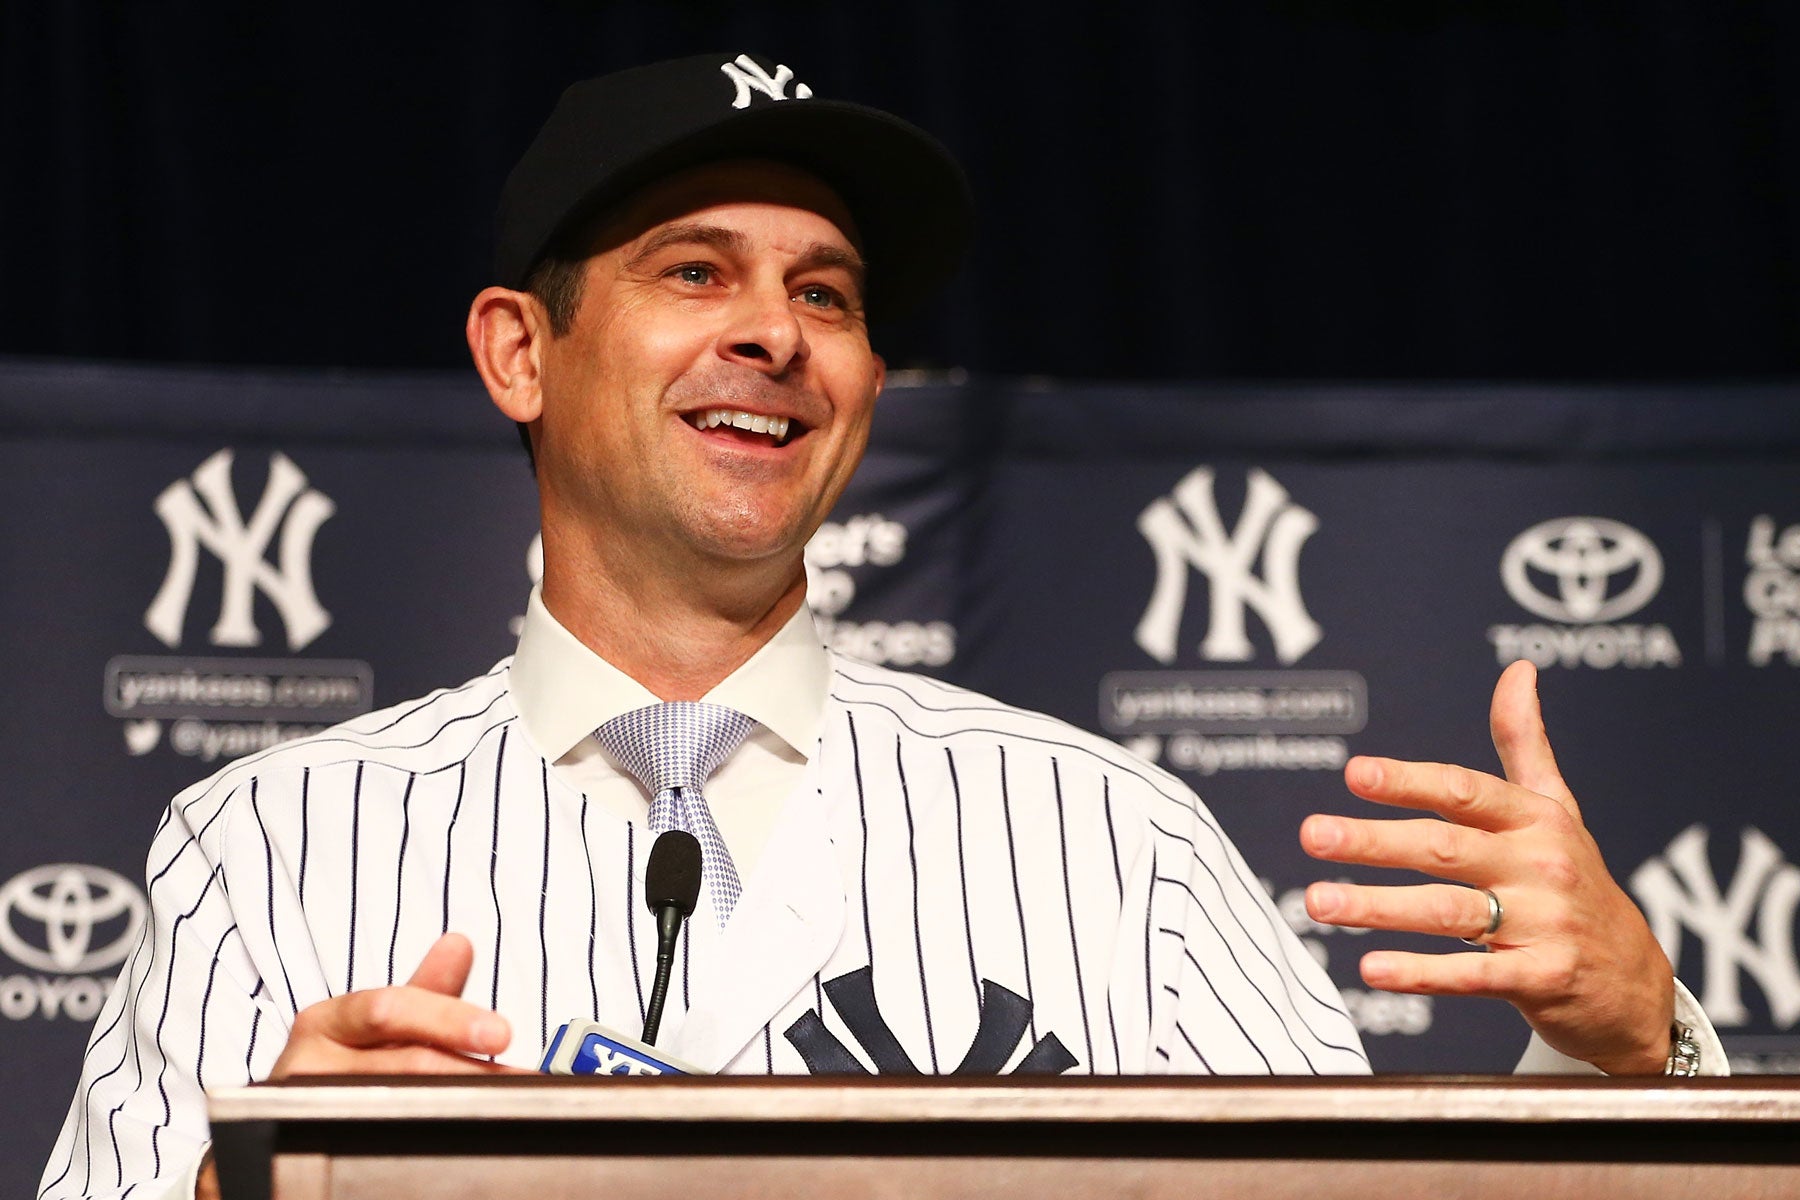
[541,1020,703,1076]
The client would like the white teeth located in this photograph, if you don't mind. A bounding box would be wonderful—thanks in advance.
[691,408,793,442]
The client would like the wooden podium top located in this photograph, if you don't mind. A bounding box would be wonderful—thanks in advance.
[209,1077,1800,1200]
[210,1073,1800,1127]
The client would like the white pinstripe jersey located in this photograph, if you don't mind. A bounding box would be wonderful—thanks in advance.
[41,654,1368,1199]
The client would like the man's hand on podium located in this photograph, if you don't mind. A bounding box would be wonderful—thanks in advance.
[269,932,528,1077]
[1299,660,1676,1076]
[195,935,527,1199]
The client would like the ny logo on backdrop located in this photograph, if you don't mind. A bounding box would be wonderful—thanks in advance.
[144,449,335,652]
[1631,824,1800,1028]
[720,55,812,108]
[1134,467,1322,665]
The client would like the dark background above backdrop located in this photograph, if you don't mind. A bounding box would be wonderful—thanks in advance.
[2,0,1797,380]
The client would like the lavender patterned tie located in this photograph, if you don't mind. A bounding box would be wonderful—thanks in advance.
[593,702,755,926]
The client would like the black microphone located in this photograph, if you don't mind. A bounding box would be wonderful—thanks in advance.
[641,829,702,1045]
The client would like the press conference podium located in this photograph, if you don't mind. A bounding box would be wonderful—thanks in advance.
[208,1075,1800,1200]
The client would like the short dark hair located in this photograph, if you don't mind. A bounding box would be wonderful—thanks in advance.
[511,235,595,468]
[525,251,587,338]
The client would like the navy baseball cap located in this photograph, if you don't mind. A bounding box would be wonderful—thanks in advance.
[494,52,973,321]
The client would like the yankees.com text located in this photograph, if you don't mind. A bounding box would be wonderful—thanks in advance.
[1109,682,1358,728]
[103,655,373,722]
[113,668,358,712]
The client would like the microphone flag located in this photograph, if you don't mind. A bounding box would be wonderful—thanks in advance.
[541,1019,703,1076]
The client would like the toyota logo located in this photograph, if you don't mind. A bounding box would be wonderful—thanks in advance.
[1500,517,1664,624]
[0,864,147,975]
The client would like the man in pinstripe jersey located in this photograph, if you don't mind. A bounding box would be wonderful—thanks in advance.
[42,52,1718,1200]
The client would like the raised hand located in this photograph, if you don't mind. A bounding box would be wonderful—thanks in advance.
[1300,660,1673,1075]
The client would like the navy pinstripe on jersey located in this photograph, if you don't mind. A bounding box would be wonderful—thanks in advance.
[41,655,1366,1199]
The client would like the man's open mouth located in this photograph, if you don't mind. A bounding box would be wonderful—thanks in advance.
[686,408,801,446]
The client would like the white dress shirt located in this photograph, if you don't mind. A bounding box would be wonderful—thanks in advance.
[509,586,824,876]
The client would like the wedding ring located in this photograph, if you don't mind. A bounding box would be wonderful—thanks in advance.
[1459,887,1504,946]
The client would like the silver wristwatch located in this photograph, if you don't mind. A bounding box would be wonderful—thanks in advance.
[1665,1023,1702,1077]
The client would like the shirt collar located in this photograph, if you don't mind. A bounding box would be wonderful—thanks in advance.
[509,586,830,763]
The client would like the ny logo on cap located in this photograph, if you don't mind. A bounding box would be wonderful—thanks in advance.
[720,54,813,109]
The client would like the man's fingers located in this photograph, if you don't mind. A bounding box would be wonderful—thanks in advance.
[270,933,511,1081]
[1300,813,1498,884]
[1342,757,1530,831]
[406,932,477,996]
[1489,659,1579,811]
[295,986,511,1057]
[1306,881,1504,941]
[1357,948,1530,998]
[279,1042,532,1077]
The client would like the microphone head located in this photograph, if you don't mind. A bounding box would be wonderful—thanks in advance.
[645,830,703,917]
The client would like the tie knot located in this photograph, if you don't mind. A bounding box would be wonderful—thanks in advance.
[593,702,755,796]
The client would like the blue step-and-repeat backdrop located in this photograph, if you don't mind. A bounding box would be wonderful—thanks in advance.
[4,358,1800,1192]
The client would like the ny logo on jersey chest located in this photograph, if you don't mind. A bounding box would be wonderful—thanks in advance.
[785,967,1077,1075]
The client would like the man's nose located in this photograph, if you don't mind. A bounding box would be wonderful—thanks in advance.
[718,279,808,375]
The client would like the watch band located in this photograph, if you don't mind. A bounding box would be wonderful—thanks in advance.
[1665,1022,1702,1077]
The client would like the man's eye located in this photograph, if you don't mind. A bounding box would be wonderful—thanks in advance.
[795,285,843,309]
[672,265,714,286]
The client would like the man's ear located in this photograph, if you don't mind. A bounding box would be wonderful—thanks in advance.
[467,286,547,423]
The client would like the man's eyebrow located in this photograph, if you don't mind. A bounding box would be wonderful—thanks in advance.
[624,224,867,293]
[797,243,867,293]
[623,222,749,269]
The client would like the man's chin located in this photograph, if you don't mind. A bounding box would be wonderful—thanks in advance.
[683,517,813,573]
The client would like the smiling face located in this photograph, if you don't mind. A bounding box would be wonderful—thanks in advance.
[529,160,885,596]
